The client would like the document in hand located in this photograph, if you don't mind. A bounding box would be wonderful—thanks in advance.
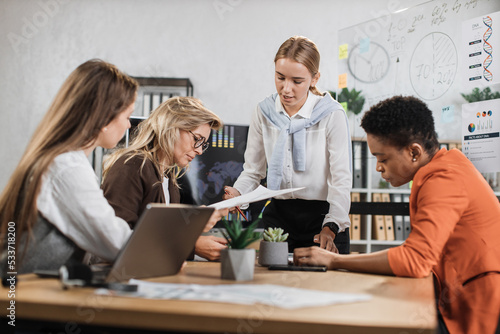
[209,185,305,210]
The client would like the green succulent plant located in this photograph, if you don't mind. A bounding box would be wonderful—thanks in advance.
[222,219,262,249]
[263,227,289,242]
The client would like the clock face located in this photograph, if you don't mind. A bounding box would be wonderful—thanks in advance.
[410,32,457,101]
[348,41,390,83]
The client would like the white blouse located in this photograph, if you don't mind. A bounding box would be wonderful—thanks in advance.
[162,176,170,204]
[233,93,352,232]
[36,150,132,261]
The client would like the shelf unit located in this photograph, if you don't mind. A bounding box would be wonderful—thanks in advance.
[132,77,194,117]
[90,77,193,181]
[349,138,500,254]
[350,139,411,253]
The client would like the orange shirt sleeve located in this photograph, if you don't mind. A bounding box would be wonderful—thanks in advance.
[388,170,468,278]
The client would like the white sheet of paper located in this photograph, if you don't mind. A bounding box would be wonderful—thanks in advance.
[97,280,371,309]
[208,185,305,210]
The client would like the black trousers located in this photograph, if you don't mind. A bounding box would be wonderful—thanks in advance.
[262,198,350,254]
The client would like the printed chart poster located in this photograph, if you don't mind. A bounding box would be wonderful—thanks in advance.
[462,99,500,173]
[462,11,500,89]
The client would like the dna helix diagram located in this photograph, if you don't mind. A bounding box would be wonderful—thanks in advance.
[483,15,493,82]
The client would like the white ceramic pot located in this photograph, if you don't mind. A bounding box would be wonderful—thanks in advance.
[258,241,288,267]
[220,248,256,281]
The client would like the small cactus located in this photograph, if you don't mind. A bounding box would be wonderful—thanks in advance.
[263,227,288,242]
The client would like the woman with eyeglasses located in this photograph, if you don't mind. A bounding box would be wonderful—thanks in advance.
[101,96,229,261]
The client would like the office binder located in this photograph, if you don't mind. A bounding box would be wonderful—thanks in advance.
[352,141,366,188]
[143,93,151,116]
[392,194,404,240]
[350,192,361,240]
[348,214,352,239]
[381,193,394,241]
[152,93,161,111]
[403,194,411,239]
[371,193,386,240]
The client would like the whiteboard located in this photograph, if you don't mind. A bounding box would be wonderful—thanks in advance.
[338,0,500,140]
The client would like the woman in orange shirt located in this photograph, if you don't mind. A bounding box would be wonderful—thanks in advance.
[294,96,500,333]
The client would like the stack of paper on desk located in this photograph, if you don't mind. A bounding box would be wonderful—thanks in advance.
[209,185,305,210]
[97,280,371,309]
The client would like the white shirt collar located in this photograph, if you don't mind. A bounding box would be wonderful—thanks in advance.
[274,92,323,119]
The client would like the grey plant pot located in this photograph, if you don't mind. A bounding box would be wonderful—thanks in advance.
[258,241,289,267]
[220,248,256,281]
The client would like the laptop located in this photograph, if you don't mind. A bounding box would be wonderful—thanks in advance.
[104,203,214,282]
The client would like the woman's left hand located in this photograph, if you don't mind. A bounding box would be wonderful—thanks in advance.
[313,227,339,253]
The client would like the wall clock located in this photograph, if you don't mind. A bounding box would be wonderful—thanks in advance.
[348,41,391,83]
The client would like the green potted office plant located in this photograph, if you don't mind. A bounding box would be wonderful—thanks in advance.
[221,219,261,281]
[258,227,289,267]
[461,87,500,102]
[329,88,366,115]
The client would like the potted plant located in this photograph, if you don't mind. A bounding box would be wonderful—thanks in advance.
[258,227,289,267]
[461,87,500,102]
[220,219,261,281]
[329,88,366,136]
[329,88,366,115]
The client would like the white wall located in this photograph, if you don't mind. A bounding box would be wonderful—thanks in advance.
[0,0,419,191]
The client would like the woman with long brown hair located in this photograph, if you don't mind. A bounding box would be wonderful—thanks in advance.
[224,36,352,253]
[0,59,138,274]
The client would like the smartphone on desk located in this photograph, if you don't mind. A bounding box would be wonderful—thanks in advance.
[268,265,327,272]
[34,269,60,278]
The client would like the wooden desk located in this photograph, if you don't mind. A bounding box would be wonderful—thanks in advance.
[1,262,436,333]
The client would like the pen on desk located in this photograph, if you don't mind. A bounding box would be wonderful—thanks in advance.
[224,189,249,222]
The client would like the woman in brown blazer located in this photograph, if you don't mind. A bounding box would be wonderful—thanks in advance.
[102,96,228,261]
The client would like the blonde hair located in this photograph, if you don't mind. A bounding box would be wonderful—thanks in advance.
[0,59,138,255]
[102,96,222,187]
[274,36,322,96]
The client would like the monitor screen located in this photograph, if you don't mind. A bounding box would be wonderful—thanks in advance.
[179,124,266,224]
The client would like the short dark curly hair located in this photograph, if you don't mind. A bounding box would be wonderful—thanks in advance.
[360,96,439,154]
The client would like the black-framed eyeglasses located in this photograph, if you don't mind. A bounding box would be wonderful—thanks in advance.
[188,131,209,152]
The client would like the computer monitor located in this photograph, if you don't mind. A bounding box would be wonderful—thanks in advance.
[179,124,266,225]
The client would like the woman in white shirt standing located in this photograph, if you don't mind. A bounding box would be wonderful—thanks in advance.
[0,59,137,274]
[224,36,352,253]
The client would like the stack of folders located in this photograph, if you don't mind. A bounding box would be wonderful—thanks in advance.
[381,193,395,241]
[371,193,397,241]
[349,192,361,240]
[391,193,411,240]
[371,193,386,240]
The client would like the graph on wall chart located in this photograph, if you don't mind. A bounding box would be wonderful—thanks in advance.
[337,0,500,141]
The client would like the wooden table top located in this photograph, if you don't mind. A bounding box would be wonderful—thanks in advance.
[0,261,436,334]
